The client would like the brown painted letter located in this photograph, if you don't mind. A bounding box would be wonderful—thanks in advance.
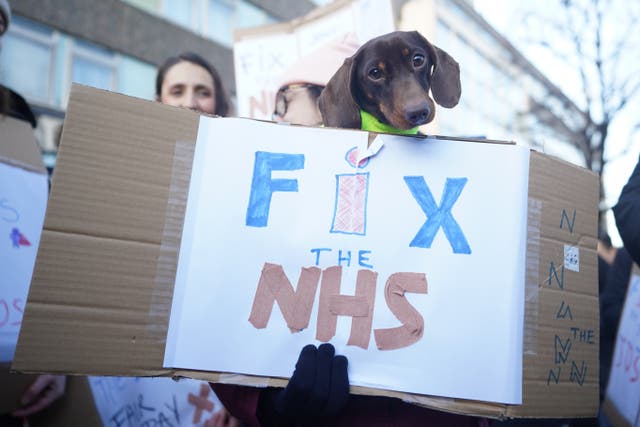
[374,272,428,350]
[248,262,321,332]
[316,266,377,349]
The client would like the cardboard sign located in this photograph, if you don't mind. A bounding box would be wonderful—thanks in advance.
[0,117,48,363]
[233,0,395,120]
[605,268,640,426]
[13,86,600,419]
[164,118,530,404]
[89,377,225,427]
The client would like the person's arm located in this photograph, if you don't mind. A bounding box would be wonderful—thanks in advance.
[11,374,66,417]
[614,155,640,265]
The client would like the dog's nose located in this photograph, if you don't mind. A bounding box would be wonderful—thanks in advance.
[405,104,431,126]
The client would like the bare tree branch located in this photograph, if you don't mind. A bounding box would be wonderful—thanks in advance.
[611,78,640,113]
[516,0,640,219]
[594,0,609,123]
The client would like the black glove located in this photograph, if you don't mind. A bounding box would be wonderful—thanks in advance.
[274,343,349,421]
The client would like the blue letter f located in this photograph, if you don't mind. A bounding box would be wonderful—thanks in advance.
[404,176,471,254]
[246,151,304,227]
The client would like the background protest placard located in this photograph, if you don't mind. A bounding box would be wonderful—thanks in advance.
[605,269,640,426]
[89,377,226,427]
[165,118,530,404]
[233,0,395,120]
[0,162,48,363]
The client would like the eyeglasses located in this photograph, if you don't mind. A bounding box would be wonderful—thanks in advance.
[272,83,323,121]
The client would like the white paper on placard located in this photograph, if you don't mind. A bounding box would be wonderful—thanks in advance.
[605,273,640,425]
[165,118,529,405]
[89,377,225,427]
[0,162,48,362]
[233,0,395,120]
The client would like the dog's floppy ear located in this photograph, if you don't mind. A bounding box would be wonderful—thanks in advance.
[419,34,461,108]
[318,57,361,128]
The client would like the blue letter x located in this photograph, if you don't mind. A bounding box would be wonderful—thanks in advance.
[404,176,471,254]
[246,151,304,227]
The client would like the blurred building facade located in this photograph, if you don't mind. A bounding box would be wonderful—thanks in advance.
[0,0,317,170]
[1,0,584,170]
[401,0,585,164]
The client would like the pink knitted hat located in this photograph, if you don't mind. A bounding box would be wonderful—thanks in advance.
[276,32,360,89]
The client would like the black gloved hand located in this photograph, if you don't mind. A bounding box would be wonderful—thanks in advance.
[274,343,349,421]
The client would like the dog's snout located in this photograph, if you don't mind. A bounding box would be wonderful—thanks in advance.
[405,103,431,126]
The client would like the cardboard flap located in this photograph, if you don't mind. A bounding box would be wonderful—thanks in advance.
[0,116,46,174]
[507,152,599,418]
[13,85,199,376]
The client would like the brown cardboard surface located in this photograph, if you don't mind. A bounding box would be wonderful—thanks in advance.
[14,85,199,377]
[13,85,599,419]
[0,116,46,174]
[506,152,600,418]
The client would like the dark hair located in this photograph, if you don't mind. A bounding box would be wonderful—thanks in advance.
[155,52,231,117]
[0,86,8,116]
[1,84,37,128]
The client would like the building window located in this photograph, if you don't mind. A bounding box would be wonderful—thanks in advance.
[236,0,275,29]
[70,40,117,95]
[0,16,56,106]
[164,0,197,29]
[118,57,157,101]
[205,0,276,46]
[122,0,162,13]
[207,0,235,46]
[120,0,277,46]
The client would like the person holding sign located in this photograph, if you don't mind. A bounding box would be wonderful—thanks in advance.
[1,1,68,422]
[597,233,633,399]
[211,342,484,427]
[152,52,240,427]
[0,88,67,424]
[604,157,640,427]
[210,30,483,427]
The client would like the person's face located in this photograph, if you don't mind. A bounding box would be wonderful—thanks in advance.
[273,84,323,126]
[159,61,216,114]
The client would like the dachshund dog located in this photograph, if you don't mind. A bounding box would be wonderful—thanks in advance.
[318,31,461,133]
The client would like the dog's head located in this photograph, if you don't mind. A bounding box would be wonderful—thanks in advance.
[318,31,461,130]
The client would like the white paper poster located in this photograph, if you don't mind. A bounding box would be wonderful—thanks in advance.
[89,377,226,427]
[0,162,48,362]
[165,118,530,404]
[233,0,395,120]
[606,272,640,425]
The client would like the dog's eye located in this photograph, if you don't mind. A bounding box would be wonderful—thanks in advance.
[412,54,426,68]
[368,67,384,80]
